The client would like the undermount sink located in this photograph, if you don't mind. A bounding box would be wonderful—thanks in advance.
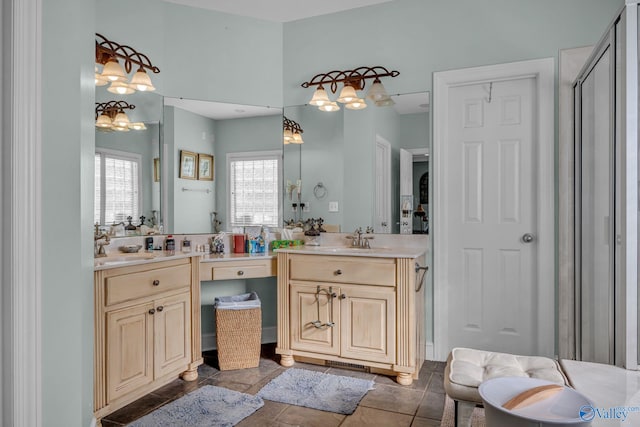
[94,254,156,266]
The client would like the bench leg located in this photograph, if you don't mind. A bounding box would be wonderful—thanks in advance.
[453,399,476,427]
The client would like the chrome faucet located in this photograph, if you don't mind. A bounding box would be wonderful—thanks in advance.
[94,233,110,257]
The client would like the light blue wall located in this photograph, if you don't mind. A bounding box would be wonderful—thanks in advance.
[42,0,95,425]
[167,107,216,233]
[98,0,283,106]
[283,0,623,105]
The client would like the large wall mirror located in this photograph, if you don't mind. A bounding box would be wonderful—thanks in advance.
[95,87,282,235]
[283,92,430,234]
[94,88,164,234]
[162,98,282,234]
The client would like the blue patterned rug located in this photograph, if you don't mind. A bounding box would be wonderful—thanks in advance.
[127,385,264,427]
[257,368,375,414]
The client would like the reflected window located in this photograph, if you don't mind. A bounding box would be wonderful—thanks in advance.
[228,151,281,227]
[94,148,141,225]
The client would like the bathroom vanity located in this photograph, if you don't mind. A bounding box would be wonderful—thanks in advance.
[275,246,426,385]
[93,253,203,422]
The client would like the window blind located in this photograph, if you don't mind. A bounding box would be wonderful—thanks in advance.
[94,149,141,225]
[229,153,280,227]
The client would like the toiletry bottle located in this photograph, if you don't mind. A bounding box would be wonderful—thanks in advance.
[145,236,154,251]
[182,238,191,253]
[165,235,175,255]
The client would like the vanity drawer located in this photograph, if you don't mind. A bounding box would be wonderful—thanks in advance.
[289,255,396,287]
[201,258,276,281]
[105,264,191,306]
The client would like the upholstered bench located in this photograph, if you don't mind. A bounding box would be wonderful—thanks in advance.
[443,348,569,427]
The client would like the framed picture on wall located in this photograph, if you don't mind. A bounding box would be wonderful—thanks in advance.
[198,154,214,181]
[153,157,160,182]
[179,150,197,179]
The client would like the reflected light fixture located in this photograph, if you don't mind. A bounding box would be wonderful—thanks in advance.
[283,116,304,145]
[302,66,399,112]
[95,33,160,94]
[95,100,146,132]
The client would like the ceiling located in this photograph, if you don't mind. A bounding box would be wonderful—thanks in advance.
[163,0,396,23]
[164,97,281,120]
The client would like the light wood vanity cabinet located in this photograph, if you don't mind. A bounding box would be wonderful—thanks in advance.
[277,252,424,385]
[94,257,202,422]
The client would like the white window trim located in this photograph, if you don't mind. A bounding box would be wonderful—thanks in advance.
[94,147,143,225]
[226,150,282,228]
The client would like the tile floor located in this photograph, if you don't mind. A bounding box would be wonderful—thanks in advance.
[100,344,448,427]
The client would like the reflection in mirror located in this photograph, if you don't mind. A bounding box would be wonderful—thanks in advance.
[94,88,164,236]
[283,92,430,234]
[163,98,282,234]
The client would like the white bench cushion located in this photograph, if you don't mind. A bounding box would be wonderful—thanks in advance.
[444,347,568,403]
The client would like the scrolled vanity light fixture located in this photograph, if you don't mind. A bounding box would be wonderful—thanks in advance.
[94,33,160,94]
[302,66,399,112]
[95,100,146,132]
[283,116,304,144]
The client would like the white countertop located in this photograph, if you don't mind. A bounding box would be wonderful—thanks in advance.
[274,245,426,258]
[94,251,203,271]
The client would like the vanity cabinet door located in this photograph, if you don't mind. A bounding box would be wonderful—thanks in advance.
[154,292,192,378]
[107,302,154,402]
[340,285,396,364]
[290,282,340,355]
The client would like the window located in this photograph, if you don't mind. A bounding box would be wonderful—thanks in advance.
[94,148,142,225]
[227,151,281,227]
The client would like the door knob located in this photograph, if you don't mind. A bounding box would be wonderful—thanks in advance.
[522,233,535,243]
[152,280,160,286]
[156,305,164,312]
[148,308,155,315]
[381,222,388,227]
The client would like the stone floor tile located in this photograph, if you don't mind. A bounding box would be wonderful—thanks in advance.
[415,390,445,420]
[101,393,168,425]
[236,400,289,427]
[275,404,345,427]
[360,383,425,415]
[411,416,442,427]
[341,406,413,427]
[149,377,200,399]
[325,366,377,381]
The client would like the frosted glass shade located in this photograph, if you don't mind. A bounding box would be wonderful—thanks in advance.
[95,113,112,128]
[375,98,395,107]
[129,122,147,130]
[283,128,293,141]
[107,81,135,95]
[113,112,130,128]
[291,132,304,144]
[308,87,330,106]
[318,102,340,112]
[337,84,358,103]
[130,68,156,92]
[366,80,389,101]
[345,98,367,110]
[100,58,127,82]
[95,65,109,86]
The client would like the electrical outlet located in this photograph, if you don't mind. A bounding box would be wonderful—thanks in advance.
[329,201,339,212]
[302,201,310,212]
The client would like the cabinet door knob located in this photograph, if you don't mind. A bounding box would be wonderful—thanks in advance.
[148,308,156,315]
[335,269,342,275]
[340,293,347,299]
[237,270,244,276]
[152,280,160,286]
[156,305,164,312]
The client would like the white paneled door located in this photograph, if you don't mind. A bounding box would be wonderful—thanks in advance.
[445,77,544,356]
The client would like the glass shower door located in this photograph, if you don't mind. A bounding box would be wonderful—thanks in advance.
[575,39,615,364]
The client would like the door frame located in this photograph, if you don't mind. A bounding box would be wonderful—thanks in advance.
[432,58,555,361]
[374,135,391,234]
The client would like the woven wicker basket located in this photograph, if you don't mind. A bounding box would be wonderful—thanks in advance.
[215,306,262,370]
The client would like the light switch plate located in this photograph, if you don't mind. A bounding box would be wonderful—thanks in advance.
[329,201,339,212]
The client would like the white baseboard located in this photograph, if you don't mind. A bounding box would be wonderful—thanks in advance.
[426,341,436,360]
[202,326,277,352]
